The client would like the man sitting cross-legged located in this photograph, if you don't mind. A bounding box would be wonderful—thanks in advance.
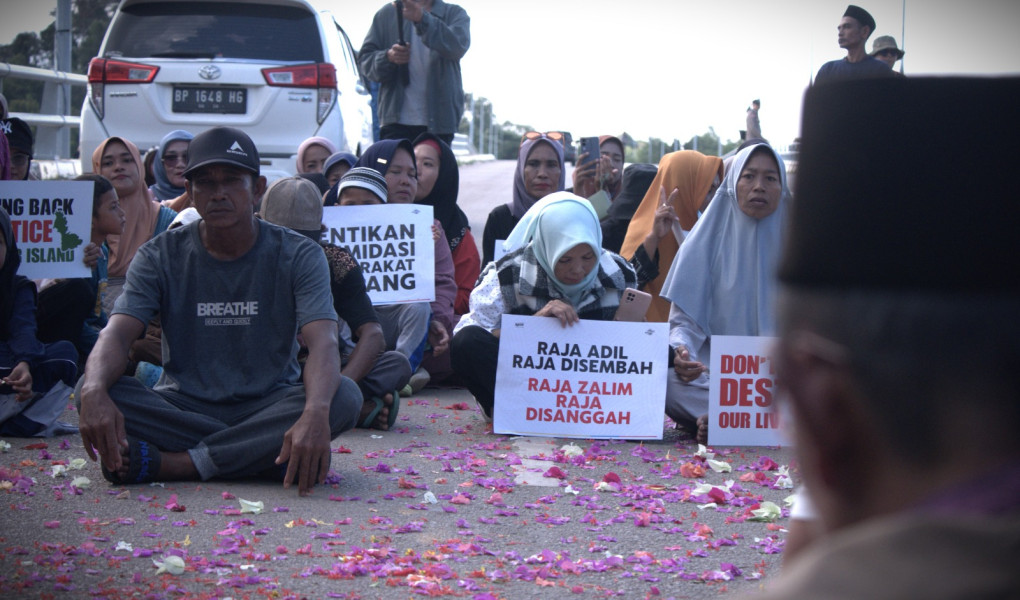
[76,127,362,496]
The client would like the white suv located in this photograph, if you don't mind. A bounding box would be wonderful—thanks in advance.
[80,0,373,178]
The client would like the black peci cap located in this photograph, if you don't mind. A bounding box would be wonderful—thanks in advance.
[779,76,1020,294]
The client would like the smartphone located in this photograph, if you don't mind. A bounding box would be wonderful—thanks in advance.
[614,288,652,322]
[577,136,600,169]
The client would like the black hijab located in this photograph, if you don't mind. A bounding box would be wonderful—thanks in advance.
[600,163,657,254]
[412,133,470,252]
[323,139,415,205]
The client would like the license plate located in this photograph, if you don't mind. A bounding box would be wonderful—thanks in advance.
[172,86,246,114]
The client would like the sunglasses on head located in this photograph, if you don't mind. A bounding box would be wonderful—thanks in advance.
[520,131,566,147]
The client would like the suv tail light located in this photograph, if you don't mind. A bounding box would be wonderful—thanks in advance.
[262,63,337,124]
[87,58,159,119]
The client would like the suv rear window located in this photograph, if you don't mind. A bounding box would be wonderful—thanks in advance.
[103,2,324,62]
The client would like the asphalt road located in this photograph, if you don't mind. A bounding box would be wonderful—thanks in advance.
[0,385,795,600]
[0,160,797,599]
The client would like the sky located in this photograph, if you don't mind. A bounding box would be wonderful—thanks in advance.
[3,0,1019,148]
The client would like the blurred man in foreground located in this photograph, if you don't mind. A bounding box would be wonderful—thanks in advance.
[745,77,1019,598]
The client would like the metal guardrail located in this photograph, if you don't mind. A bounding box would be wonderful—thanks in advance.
[0,62,86,161]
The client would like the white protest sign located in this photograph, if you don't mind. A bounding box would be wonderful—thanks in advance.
[0,181,93,279]
[708,335,783,446]
[494,314,669,439]
[322,204,435,305]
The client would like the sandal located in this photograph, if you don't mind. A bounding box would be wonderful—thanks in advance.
[386,391,400,430]
[358,396,385,429]
[101,437,162,485]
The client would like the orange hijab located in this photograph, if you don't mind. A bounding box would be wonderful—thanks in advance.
[619,150,724,322]
[92,137,162,277]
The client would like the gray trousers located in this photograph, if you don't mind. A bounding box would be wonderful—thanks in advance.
[374,302,430,371]
[345,349,411,400]
[665,372,709,427]
[77,376,361,480]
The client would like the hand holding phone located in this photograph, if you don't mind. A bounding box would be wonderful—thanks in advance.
[614,288,652,322]
[577,136,600,170]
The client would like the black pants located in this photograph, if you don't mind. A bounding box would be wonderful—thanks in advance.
[36,279,93,350]
[380,124,453,147]
[450,325,499,417]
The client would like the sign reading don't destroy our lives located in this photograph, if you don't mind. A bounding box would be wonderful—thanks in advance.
[494,315,669,439]
[322,204,435,305]
[707,335,784,447]
[0,181,93,279]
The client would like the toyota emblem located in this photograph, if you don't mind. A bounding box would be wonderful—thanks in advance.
[199,65,221,80]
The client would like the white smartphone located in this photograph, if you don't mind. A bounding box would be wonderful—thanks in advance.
[614,288,652,322]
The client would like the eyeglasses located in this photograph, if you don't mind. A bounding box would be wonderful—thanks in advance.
[10,154,30,167]
[520,131,566,147]
[162,153,188,165]
[876,49,899,57]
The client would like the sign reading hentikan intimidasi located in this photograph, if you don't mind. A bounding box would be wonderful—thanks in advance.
[322,204,435,305]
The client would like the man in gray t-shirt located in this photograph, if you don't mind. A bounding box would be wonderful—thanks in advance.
[77,127,362,496]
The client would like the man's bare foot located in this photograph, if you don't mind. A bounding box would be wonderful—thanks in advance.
[358,394,393,430]
[696,414,709,444]
[158,451,199,480]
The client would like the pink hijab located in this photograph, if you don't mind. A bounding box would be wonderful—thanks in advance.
[92,137,161,277]
[296,136,338,173]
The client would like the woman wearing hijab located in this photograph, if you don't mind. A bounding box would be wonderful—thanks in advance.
[413,133,480,316]
[0,208,79,437]
[481,133,566,265]
[600,163,658,254]
[296,136,339,174]
[619,150,724,322]
[149,130,194,203]
[661,143,789,442]
[92,137,177,313]
[353,139,457,393]
[323,151,358,189]
[452,192,638,420]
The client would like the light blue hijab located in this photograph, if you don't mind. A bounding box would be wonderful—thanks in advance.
[504,191,602,306]
[150,129,193,201]
[661,143,790,337]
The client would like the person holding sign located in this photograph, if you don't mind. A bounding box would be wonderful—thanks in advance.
[482,133,566,265]
[353,139,455,394]
[0,208,80,437]
[739,78,1020,600]
[660,143,789,443]
[260,175,411,431]
[452,192,638,420]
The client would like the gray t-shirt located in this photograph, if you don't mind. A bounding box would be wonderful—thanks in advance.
[114,220,336,403]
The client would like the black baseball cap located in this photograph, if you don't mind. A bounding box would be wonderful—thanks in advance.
[1,117,34,156]
[184,126,260,178]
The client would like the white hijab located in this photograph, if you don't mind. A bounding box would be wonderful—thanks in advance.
[661,144,790,337]
[503,191,603,306]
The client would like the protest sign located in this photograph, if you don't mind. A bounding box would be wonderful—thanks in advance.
[0,181,92,279]
[494,314,668,439]
[708,335,783,446]
[322,204,435,305]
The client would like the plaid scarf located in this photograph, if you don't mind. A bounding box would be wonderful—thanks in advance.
[493,245,637,321]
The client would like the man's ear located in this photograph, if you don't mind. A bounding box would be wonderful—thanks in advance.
[781,335,875,504]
